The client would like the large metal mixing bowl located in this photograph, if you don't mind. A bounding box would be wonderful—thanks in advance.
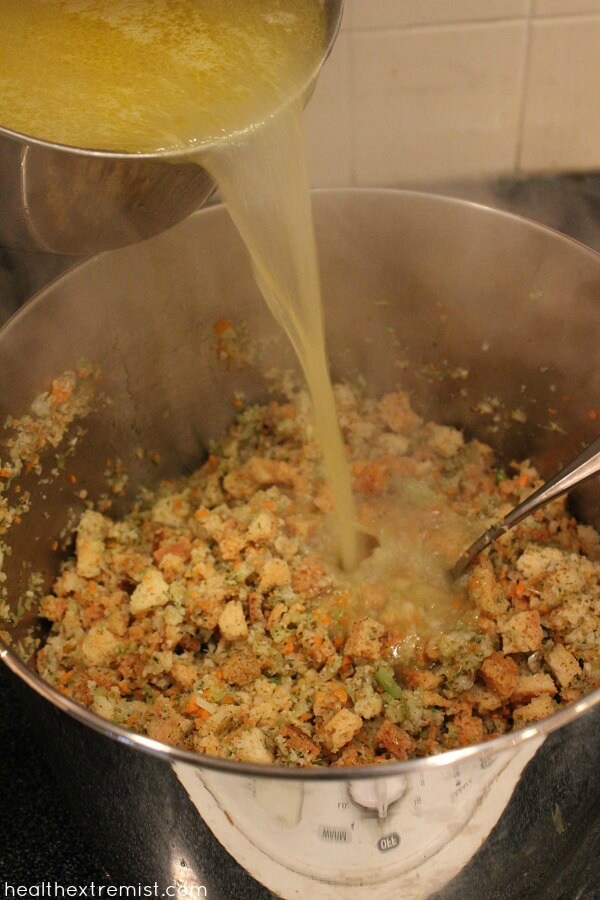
[0,0,343,256]
[0,190,599,897]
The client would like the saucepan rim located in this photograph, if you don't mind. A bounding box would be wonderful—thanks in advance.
[1,187,599,781]
[0,0,344,161]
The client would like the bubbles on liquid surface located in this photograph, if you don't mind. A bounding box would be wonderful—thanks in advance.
[0,0,325,152]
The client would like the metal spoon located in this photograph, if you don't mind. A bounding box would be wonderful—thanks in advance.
[451,435,600,580]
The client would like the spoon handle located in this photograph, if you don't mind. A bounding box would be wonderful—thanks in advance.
[451,434,600,580]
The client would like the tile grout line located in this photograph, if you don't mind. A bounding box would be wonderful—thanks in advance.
[347,30,359,187]
[348,10,600,35]
[514,1,535,175]
[349,16,528,34]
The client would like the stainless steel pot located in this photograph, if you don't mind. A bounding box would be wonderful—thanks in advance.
[1,190,599,897]
[0,0,343,257]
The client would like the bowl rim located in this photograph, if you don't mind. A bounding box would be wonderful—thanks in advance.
[1,186,599,781]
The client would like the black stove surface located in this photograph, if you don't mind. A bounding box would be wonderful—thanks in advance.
[1,174,599,898]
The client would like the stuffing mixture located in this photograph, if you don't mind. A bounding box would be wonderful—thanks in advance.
[36,384,600,766]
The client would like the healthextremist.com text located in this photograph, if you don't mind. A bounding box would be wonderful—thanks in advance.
[2,885,208,898]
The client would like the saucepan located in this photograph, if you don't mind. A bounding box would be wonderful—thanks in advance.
[0,0,343,256]
[1,190,599,897]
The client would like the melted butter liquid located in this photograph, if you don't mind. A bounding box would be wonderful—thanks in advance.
[1,0,360,569]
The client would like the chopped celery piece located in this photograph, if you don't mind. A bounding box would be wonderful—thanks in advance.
[208,684,228,703]
[374,667,403,699]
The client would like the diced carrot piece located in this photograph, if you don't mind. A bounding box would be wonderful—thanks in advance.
[213,317,233,337]
[333,685,348,703]
[339,654,353,676]
[281,637,295,655]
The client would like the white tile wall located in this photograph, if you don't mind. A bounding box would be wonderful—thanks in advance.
[533,0,600,15]
[304,33,353,186]
[352,23,527,184]
[520,16,600,171]
[305,0,600,186]
[349,0,529,29]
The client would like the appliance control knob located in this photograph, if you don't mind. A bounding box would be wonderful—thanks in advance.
[348,776,407,818]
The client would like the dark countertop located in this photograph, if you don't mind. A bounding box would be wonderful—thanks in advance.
[1,173,599,896]
[0,666,107,884]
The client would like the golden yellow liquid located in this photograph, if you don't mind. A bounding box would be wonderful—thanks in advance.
[341,478,480,661]
[0,0,325,152]
[204,104,360,570]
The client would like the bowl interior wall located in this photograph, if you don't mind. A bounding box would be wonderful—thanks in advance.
[1,190,598,651]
